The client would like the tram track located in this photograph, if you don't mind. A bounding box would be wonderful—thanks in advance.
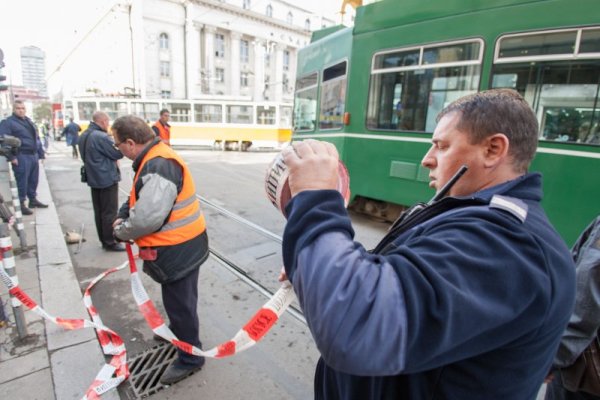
[117,184,306,325]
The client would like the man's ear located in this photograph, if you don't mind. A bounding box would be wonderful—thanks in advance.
[483,133,510,168]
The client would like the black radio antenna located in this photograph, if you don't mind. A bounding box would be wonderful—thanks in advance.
[427,164,468,205]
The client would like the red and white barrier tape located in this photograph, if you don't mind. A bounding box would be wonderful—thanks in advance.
[0,242,296,399]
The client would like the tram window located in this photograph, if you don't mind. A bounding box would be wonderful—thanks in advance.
[64,101,74,119]
[100,102,128,121]
[493,31,600,144]
[367,68,479,131]
[368,40,482,132]
[580,29,600,54]
[499,31,577,58]
[78,102,96,122]
[131,102,160,122]
[280,106,292,128]
[257,106,276,125]
[423,42,481,64]
[194,104,222,123]
[166,103,191,122]
[374,49,420,69]
[320,61,347,130]
[294,73,318,131]
[227,105,253,124]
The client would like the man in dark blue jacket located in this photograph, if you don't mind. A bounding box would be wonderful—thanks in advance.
[63,118,81,159]
[281,89,576,399]
[78,111,124,251]
[0,100,48,215]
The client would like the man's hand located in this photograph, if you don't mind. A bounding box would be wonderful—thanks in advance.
[278,267,288,282]
[10,159,17,166]
[282,139,339,197]
[112,218,123,228]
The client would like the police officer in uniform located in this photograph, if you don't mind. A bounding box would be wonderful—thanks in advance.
[0,100,48,215]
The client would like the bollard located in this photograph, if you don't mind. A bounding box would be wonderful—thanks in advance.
[0,223,27,337]
[7,166,27,249]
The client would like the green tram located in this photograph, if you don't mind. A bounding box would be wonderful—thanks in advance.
[292,0,600,245]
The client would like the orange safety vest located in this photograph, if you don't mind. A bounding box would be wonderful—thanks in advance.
[153,121,171,146]
[130,142,206,247]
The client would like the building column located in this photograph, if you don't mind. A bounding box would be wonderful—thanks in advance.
[274,45,284,102]
[230,32,241,97]
[203,25,216,94]
[131,0,146,97]
[253,40,266,102]
[184,1,199,99]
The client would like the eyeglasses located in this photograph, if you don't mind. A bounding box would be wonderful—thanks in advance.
[114,139,125,147]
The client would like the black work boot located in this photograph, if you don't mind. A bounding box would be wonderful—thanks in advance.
[20,202,33,215]
[28,198,48,208]
[159,358,205,385]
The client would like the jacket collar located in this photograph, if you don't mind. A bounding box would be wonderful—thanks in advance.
[468,172,543,204]
[132,137,162,172]
[88,121,106,132]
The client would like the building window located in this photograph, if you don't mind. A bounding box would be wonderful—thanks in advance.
[240,40,249,63]
[283,50,290,71]
[240,72,249,87]
[305,19,310,30]
[215,68,225,83]
[159,33,169,50]
[243,0,251,9]
[266,4,273,17]
[160,61,170,77]
[286,12,293,25]
[160,90,171,99]
[215,34,225,58]
[265,53,271,68]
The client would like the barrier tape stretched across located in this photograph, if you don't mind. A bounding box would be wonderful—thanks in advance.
[0,241,296,399]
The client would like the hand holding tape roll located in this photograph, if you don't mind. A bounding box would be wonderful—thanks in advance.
[265,140,350,217]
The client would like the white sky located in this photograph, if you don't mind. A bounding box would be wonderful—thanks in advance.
[0,0,342,89]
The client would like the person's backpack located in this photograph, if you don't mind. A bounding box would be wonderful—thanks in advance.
[560,216,600,396]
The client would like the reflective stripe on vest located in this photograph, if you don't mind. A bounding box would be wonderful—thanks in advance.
[130,142,205,247]
[153,121,171,145]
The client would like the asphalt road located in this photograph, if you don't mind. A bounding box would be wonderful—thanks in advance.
[43,140,389,399]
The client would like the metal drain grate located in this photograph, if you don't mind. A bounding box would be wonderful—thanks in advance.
[124,342,178,399]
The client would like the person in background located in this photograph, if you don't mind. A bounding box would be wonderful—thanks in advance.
[112,115,209,385]
[38,120,49,151]
[0,100,48,215]
[78,111,124,252]
[152,109,171,146]
[545,215,600,400]
[63,117,82,159]
[280,89,576,399]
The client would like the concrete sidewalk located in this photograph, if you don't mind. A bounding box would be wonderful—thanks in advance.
[0,157,118,400]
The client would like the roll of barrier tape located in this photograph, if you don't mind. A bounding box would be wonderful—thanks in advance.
[265,150,350,217]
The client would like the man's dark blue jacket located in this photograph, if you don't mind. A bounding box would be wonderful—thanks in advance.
[78,121,123,189]
[0,114,45,160]
[283,173,575,400]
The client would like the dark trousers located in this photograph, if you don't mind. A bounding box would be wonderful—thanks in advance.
[90,184,119,247]
[545,374,600,400]
[161,267,203,366]
[12,153,39,202]
[72,144,79,159]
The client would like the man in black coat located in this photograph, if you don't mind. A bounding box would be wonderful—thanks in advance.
[78,111,125,251]
[0,100,48,215]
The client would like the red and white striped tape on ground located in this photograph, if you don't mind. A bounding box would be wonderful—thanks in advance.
[0,241,296,399]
